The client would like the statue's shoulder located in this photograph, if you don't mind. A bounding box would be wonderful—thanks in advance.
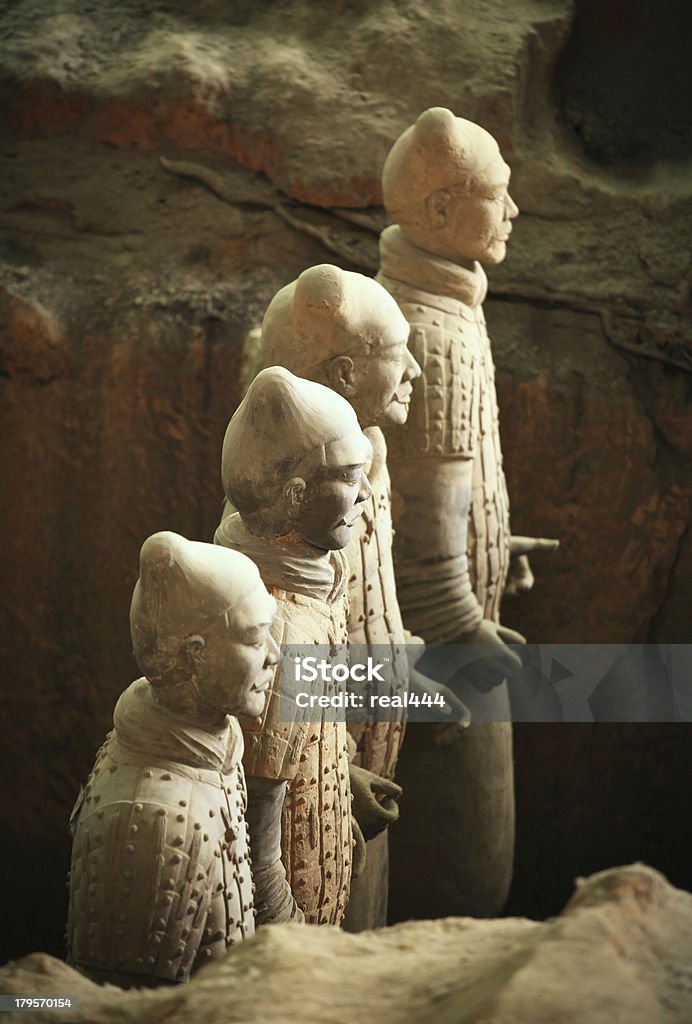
[267,588,335,639]
[378,281,480,366]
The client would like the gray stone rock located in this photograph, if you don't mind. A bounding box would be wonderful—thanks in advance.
[1,866,692,1023]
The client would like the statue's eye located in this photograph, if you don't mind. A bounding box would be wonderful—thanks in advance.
[339,467,363,486]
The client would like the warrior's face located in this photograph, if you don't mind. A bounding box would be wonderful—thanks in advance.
[428,152,519,268]
[196,583,279,719]
[349,321,421,428]
[287,429,373,551]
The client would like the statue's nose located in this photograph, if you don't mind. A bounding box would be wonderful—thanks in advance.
[357,473,372,503]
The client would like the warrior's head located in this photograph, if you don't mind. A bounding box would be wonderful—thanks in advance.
[382,107,518,268]
[260,264,420,427]
[130,532,278,720]
[222,366,372,549]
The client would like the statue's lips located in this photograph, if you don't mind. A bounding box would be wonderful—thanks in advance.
[337,506,365,529]
[251,673,274,693]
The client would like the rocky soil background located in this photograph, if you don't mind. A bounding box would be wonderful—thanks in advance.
[2,866,692,1024]
[1,0,691,966]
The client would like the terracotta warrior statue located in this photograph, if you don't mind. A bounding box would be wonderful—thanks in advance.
[258,263,469,930]
[67,532,278,987]
[215,366,378,926]
[376,107,557,918]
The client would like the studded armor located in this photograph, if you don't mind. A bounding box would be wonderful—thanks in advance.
[375,224,515,922]
[67,679,253,986]
[215,514,353,926]
[243,585,353,925]
[345,428,408,781]
[378,226,511,631]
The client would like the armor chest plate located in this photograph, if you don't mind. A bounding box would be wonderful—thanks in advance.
[281,720,353,924]
[346,452,407,779]
[384,287,511,621]
[68,736,253,984]
[242,588,353,924]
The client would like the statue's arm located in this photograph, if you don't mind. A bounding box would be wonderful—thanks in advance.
[244,775,304,926]
[392,453,524,685]
[344,732,399,874]
[453,458,525,676]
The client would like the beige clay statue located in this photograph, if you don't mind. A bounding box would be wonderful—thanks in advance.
[259,263,469,930]
[215,366,375,926]
[377,107,557,918]
[67,532,279,986]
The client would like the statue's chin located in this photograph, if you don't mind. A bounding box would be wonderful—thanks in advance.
[386,403,407,428]
[242,692,268,719]
[482,240,508,265]
[299,527,350,552]
[381,401,410,427]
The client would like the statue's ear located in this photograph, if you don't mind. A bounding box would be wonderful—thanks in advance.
[284,477,307,520]
[425,188,452,228]
[182,634,206,664]
[324,355,356,397]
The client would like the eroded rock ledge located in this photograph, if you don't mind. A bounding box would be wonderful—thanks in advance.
[1,865,691,1024]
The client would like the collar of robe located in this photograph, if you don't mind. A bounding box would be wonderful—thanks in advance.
[378,224,488,310]
[113,677,239,773]
[215,512,348,605]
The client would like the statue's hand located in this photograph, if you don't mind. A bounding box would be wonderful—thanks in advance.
[402,631,426,667]
[435,721,472,746]
[458,619,525,691]
[408,665,471,728]
[349,763,402,841]
[506,535,559,596]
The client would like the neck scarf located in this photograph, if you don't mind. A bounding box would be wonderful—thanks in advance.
[215,513,348,604]
[113,678,240,772]
[378,225,488,309]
